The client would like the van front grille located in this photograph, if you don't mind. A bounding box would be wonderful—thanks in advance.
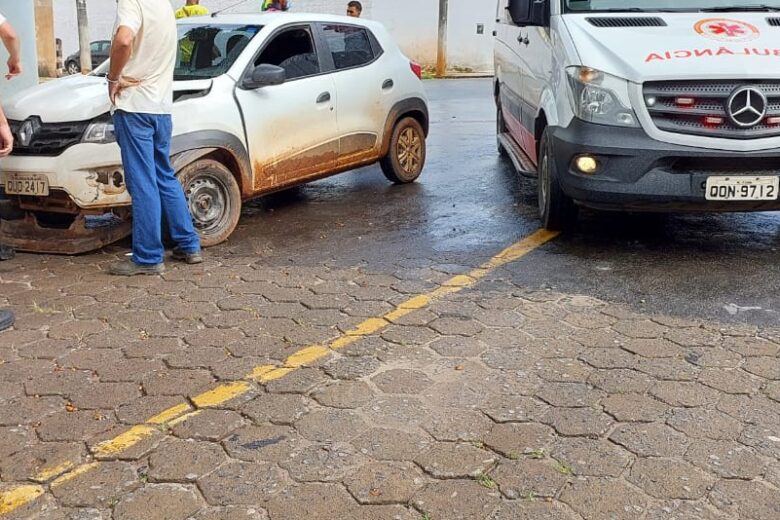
[8,118,89,156]
[587,17,666,28]
[643,80,780,139]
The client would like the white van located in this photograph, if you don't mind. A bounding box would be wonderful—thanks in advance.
[495,1,780,230]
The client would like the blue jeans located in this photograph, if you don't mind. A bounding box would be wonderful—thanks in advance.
[113,111,200,265]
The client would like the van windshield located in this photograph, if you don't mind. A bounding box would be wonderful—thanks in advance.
[564,0,780,12]
[174,24,261,80]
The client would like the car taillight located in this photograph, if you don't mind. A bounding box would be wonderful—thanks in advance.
[410,62,422,80]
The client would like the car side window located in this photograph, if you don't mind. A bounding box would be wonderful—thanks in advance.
[320,24,375,70]
[255,26,320,81]
[90,42,103,53]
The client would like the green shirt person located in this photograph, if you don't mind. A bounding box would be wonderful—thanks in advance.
[175,0,209,19]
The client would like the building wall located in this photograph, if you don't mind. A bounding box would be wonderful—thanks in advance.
[53,0,496,74]
[0,0,39,98]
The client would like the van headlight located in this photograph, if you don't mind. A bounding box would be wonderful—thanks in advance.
[83,116,116,144]
[566,67,638,127]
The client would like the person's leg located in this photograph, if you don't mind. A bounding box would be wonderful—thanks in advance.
[113,111,166,266]
[152,114,201,254]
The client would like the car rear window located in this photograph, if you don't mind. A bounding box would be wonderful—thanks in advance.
[320,24,377,70]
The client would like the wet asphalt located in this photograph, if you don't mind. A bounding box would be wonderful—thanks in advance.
[222,78,780,328]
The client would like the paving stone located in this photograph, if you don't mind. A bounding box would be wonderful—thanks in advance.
[97,359,166,383]
[483,423,557,458]
[588,369,655,394]
[627,458,713,500]
[295,408,367,442]
[542,408,614,437]
[559,477,649,520]
[190,506,268,520]
[698,368,762,394]
[684,440,766,479]
[280,442,366,483]
[552,438,632,477]
[645,500,729,520]
[142,370,215,397]
[709,480,780,520]
[0,396,65,426]
[171,410,246,441]
[612,320,668,339]
[737,424,780,459]
[17,339,75,360]
[239,392,310,426]
[689,348,742,369]
[0,425,33,459]
[664,327,722,348]
[428,317,484,336]
[312,381,373,409]
[492,459,569,498]
[742,356,780,380]
[36,410,116,442]
[570,328,625,349]
[381,325,439,346]
[148,439,226,482]
[667,408,742,440]
[323,356,382,380]
[264,368,329,395]
[651,381,719,408]
[48,320,109,341]
[766,380,780,403]
[536,358,593,383]
[723,336,779,357]
[766,460,780,488]
[343,461,425,505]
[535,383,605,408]
[0,441,85,482]
[481,395,550,423]
[636,357,701,381]
[411,480,501,520]
[414,443,496,479]
[222,425,304,464]
[716,394,780,427]
[198,460,289,505]
[51,461,141,508]
[183,328,244,348]
[116,396,184,425]
[422,408,494,442]
[24,370,97,397]
[488,500,581,520]
[371,369,433,395]
[579,348,638,370]
[67,383,140,410]
[113,484,202,520]
[351,427,434,461]
[361,396,432,430]
[621,338,683,358]
[265,483,358,520]
[602,394,668,422]
[609,423,689,458]
[165,348,229,370]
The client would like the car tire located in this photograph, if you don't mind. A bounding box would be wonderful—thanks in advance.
[66,61,79,75]
[538,127,577,231]
[381,117,426,184]
[177,159,242,247]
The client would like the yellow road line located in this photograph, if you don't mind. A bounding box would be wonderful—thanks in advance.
[0,229,557,517]
[32,461,76,483]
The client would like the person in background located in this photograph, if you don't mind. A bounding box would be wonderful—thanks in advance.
[0,11,21,331]
[262,0,289,12]
[107,0,202,276]
[347,1,362,17]
[175,0,209,19]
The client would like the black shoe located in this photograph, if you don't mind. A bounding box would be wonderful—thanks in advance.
[0,244,14,261]
[108,259,165,276]
[171,247,203,265]
[0,309,14,332]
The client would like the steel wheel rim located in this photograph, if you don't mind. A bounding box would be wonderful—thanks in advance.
[185,175,230,235]
[396,126,422,175]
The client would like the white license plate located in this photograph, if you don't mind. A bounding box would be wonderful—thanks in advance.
[4,173,50,196]
[705,176,779,201]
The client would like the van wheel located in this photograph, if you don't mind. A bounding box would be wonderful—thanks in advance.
[178,159,241,247]
[497,103,508,157]
[66,61,79,75]
[538,128,577,231]
[381,117,426,184]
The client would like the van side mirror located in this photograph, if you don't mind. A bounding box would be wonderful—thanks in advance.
[507,0,549,27]
[242,64,286,89]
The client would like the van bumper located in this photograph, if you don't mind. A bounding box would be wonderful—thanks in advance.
[551,120,780,212]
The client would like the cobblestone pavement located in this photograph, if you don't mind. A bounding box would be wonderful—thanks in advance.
[2,80,780,519]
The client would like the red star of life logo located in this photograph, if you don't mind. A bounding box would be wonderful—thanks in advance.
[695,18,760,42]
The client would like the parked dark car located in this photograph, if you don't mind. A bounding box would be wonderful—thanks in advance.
[64,40,111,75]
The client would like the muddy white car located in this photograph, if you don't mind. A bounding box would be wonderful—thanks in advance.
[0,13,429,253]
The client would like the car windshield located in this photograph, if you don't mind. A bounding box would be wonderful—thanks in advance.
[564,0,780,12]
[175,24,261,80]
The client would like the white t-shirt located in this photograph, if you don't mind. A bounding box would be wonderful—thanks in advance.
[114,0,177,114]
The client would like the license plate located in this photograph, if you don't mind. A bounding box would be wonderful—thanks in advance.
[4,173,49,196]
[705,176,779,201]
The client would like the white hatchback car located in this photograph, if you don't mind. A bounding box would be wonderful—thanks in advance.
[0,13,429,253]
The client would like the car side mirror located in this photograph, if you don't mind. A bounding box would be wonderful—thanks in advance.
[242,64,286,90]
[507,0,549,27]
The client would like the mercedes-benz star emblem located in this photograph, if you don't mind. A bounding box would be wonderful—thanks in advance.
[726,86,768,128]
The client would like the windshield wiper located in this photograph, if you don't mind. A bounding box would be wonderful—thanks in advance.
[700,4,780,11]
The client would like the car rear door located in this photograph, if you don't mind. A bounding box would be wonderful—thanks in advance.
[234,23,338,191]
[316,22,385,168]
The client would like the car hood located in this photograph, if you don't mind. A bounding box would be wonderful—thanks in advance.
[3,74,214,123]
[563,12,780,82]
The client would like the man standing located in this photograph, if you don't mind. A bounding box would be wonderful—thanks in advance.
[0,11,21,332]
[347,1,362,17]
[107,0,201,276]
[175,0,209,19]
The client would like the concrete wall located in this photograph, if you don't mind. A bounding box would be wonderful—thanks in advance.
[53,0,497,74]
[0,0,39,98]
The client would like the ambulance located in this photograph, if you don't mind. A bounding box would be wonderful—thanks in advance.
[495,1,780,229]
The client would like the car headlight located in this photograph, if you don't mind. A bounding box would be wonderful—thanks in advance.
[566,67,638,127]
[83,117,116,144]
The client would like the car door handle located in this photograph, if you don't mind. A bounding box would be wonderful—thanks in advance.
[517,33,529,46]
[382,79,394,90]
[317,92,331,104]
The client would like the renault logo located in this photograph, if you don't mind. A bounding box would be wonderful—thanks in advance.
[727,86,768,128]
[18,119,35,147]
